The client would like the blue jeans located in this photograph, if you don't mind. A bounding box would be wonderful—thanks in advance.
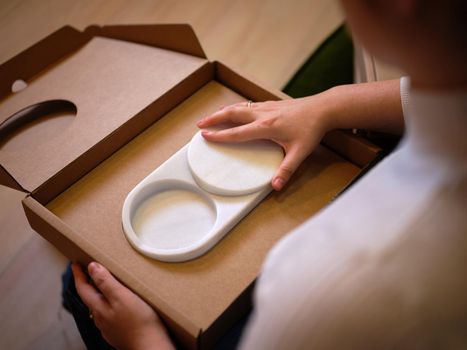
[61,264,249,349]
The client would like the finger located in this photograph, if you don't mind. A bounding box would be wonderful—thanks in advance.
[201,121,274,143]
[87,262,127,304]
[72,263,108,311]
[197,106,255,128]
[219,100,252,110]
[272,147,309,191]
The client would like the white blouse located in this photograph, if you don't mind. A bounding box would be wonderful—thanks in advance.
[240,77,467,349]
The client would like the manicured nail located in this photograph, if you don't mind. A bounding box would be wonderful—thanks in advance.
[273,177,285,190]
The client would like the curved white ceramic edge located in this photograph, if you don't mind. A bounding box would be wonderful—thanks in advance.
[188,166,269,197]
[187,131,283,197]
[122,144,272,263]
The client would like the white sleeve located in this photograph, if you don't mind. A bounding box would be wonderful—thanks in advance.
[239,76,419,350]
[238,252,398,350]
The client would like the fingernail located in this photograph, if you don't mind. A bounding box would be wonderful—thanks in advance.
[202,130,211,136]
[88,262,99,274]
[273,177,285,190]
[197,119,205,126]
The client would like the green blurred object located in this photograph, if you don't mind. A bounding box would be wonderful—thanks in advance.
[283,24,354,97]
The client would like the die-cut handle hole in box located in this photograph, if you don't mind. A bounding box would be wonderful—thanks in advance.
[0,99,77,151]
[122,130,284,262]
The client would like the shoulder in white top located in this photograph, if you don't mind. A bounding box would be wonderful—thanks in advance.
[239,77,467,349]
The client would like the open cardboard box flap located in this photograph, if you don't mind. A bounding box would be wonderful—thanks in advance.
[0,24,210,197]
[0,25,381,349]
[0,24,207,99]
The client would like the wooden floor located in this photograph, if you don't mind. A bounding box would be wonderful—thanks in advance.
[0,0,344,89]
[0,185,84,350]
[0,0,345,349]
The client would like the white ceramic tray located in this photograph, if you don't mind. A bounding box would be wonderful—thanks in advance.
[122,131,283,262]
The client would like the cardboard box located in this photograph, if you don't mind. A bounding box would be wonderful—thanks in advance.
[0,25,380,349]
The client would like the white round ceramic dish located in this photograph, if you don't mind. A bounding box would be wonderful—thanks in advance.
[187,131,283,196]
[122,179,218,262]
[122,132,283,262]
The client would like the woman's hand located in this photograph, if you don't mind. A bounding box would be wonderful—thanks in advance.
[72,262,174,350]
[197,80,404,191]
[197,96,332,190]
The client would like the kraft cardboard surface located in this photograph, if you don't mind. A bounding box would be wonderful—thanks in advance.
[45,81,360,343]
[0,36,207,193]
